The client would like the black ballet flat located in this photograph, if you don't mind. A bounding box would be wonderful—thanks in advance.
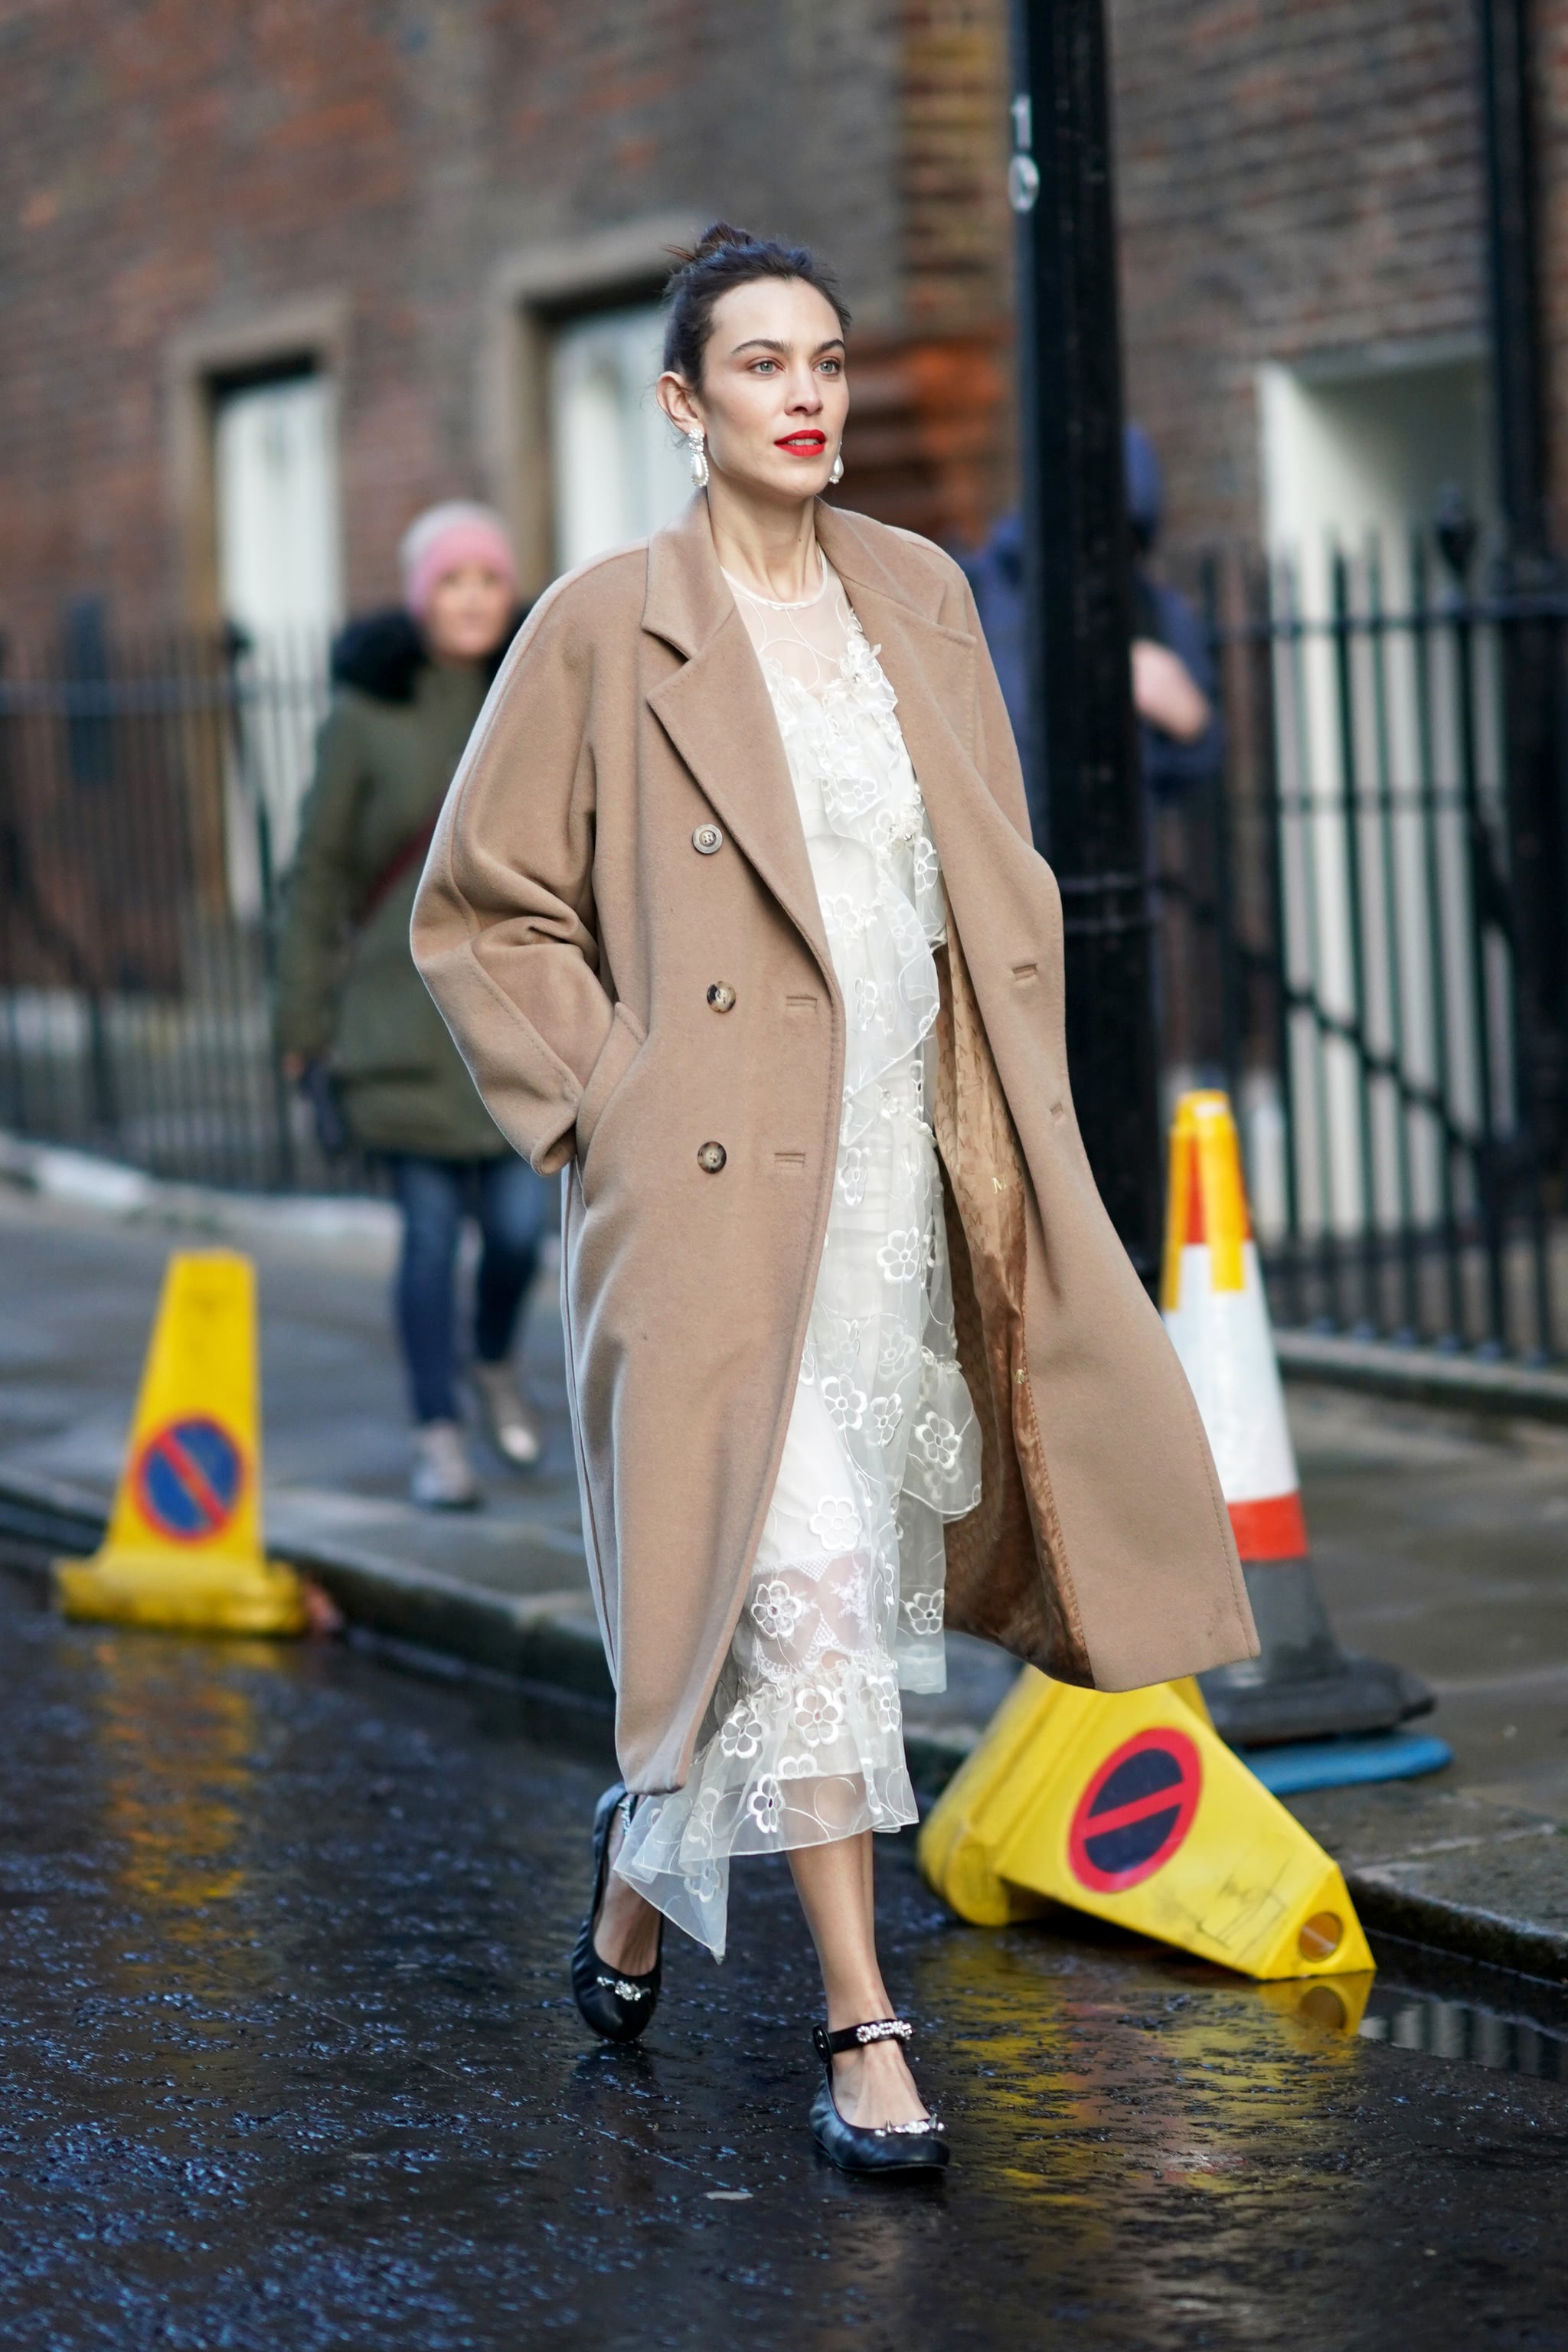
[570,1782,663,2043]
[809,2017,949,2176]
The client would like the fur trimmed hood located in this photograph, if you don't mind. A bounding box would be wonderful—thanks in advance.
[330,606,526,704]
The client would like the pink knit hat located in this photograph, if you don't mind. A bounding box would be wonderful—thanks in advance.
[400,501,518,620]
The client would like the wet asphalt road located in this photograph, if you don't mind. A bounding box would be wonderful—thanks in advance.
[2,1576,1566,2352]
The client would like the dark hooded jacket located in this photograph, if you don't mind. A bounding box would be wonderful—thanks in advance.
[274,609,521,1156]
[960,426,1223,832]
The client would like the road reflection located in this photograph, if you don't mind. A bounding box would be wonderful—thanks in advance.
[80,1630,280,1965]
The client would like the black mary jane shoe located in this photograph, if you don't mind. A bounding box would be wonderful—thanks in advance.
[570,1782,664,2044]
[809,2017,949,2177]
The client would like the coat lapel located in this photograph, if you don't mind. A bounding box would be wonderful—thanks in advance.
[814,505,998,897]
[644,497,832,975]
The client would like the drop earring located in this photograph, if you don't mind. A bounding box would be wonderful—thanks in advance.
[688,431,709,489]
[828,449,844,485]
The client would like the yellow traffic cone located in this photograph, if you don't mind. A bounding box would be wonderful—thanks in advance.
[918,1083,1380,1977]
[917,1670,1374,1980]
[54,1251,309,1636]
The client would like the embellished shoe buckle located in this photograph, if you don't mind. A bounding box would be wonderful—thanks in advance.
[596,1974,652,2001]
[854,2018,912,2046]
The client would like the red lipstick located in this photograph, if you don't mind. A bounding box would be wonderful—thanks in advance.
[776,430,827,456]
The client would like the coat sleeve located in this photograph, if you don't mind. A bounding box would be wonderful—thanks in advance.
[273,701,368,1062]
[410,591,614,1177]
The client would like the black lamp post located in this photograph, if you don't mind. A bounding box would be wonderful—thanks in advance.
[1002,1,1436,1746]
[1477,0,1568,1192]
[1008,0,1163,1281]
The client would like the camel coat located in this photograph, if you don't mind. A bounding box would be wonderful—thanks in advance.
[412,496,1256,1790]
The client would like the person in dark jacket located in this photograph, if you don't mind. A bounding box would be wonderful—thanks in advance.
[1123,423,1223,802]
[276,503,547,1509]
[960,423,1221,826]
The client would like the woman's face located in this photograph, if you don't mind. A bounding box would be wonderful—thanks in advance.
[423,564,513,663]
[659,276,848,506]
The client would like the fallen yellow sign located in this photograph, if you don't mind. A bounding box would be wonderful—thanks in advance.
[54,1250,309,1637]
[918,1669,1374,1980]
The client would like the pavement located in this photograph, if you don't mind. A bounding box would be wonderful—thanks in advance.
[0,1165,1031,1770]
[1,1570,1566,2352]
[2,1155,1568,1987]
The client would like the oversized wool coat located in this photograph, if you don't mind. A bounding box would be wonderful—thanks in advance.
[412,495,1257,1791]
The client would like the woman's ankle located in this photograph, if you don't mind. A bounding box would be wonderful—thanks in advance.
[823,1984,896,2034]
[595,1861,662,1975]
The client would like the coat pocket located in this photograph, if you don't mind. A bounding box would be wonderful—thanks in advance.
[574,1001,647,1182]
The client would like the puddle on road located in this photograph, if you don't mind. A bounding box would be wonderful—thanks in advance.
[1358,1983,1568,2079]
[1249,1962,1568,2081]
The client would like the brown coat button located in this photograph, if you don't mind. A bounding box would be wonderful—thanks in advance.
[697,1141,727,1173]
[691,824,724,855]
[706,982,737,1012]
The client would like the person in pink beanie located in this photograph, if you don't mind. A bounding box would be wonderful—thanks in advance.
[400,502,520,645]
[277,499,544,1508]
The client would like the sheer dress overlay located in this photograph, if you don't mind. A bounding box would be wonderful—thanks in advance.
[614,557,982,1958]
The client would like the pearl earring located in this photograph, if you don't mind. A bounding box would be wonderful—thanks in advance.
[828,449,844,485]
[688,431,709,488]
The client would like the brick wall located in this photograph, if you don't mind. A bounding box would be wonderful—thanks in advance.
[0,0,911,641]
[1108,0,1489,553]
[6,2,1563,634]
[871,0,1504,558]
[1529,0,1568,542]
[900,0,1011,330]
[838,0,1013,543]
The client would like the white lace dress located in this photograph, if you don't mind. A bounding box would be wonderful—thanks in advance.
[615,555,982,1959]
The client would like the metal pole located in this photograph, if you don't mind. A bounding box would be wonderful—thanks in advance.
[1477,0,1568,1206]
[1008,0,1162,1279]
[1478,0,1547,557]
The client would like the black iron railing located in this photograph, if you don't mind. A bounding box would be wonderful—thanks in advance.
[0,629,361,1191]
[1156,519,1568,1361]
[5,555,1568,1367]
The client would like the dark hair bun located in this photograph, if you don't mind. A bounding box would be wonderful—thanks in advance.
[662,225,850,385]
[688,220,753,263]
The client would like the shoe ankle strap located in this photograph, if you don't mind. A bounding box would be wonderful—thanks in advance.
[813,2017,913,2062]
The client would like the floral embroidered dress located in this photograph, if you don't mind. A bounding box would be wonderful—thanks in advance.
[615,554,982,1959]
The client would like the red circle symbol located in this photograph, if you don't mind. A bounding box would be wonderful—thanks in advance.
[1067,1726,1203,1893]
[131,1416,246,1544]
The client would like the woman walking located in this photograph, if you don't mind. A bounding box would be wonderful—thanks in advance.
[413,228,1256,2171]
[277,503,549,1508]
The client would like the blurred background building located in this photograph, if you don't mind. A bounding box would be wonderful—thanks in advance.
[0,0,1017,651]
[5,0,1568,1369]
[5,0,1545,645]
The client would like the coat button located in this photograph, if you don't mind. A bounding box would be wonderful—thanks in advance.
[692,823,724,855]
[706,982,737,1012]
[697,1140,727,1173]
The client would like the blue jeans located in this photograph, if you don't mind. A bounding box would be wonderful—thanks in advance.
[385,1153,551,1426]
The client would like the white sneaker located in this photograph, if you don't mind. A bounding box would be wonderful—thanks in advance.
[471,1361,544,1467]
[410,1419,481,1510]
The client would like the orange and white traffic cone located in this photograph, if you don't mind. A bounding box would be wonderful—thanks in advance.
[1161,1092,1433,1756]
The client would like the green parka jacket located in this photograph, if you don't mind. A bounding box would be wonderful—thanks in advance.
[274,610,518,1157]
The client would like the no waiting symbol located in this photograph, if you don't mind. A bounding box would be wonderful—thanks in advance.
[1067,1727,1203,1893]
[132,1416,245,1543]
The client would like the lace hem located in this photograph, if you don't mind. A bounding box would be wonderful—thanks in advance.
[614,1648,917,1961]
